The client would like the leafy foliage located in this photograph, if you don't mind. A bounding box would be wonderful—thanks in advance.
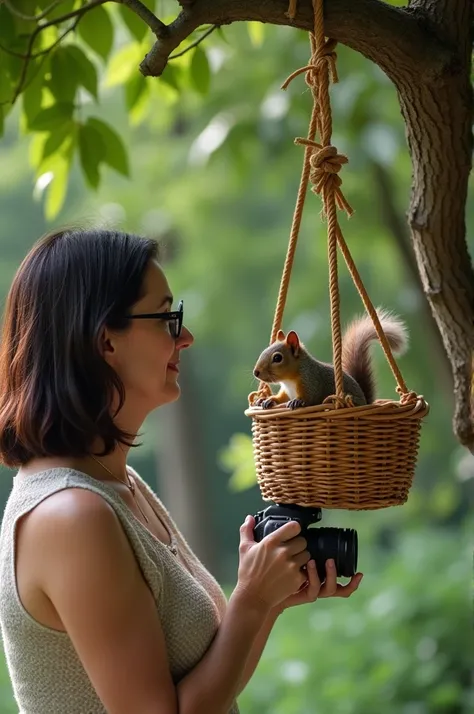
[0,0,225,218]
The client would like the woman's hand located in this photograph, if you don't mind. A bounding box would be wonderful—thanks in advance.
[276,558,364,611]
[234,515,311,613]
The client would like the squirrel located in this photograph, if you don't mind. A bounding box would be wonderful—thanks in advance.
[252,309,408,409]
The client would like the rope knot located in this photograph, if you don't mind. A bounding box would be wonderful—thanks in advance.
[323,393,354,409]
[308,145,353,216]
[309,145,347,176]
[308,38,338,86]
[397,388,418,405]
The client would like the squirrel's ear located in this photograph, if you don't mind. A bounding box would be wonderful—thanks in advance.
[286,330,300,356]
[276,329,285,341]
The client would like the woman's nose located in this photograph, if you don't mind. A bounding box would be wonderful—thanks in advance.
[177,325,194,349]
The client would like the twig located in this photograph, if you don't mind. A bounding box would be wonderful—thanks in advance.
[169,24,217,59]
[0,20,79,60]
[0,48,51,107]
[119,0,167,37]
[3,0,63,22]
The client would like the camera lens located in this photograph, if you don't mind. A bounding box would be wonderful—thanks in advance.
[306,527,358,581]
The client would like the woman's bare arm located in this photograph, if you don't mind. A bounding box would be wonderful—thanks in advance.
[235,607,280,695]
[27,489,273,714]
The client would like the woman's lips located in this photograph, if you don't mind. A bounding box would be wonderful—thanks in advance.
[167,363,179,373]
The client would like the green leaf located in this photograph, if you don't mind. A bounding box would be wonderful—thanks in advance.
[118,0,155,42]
[78,121,107,189]
[87,117,130,177]
[104,43,142,88]
[0,67,13,105]
[0,6,16,47]
[189,47,211,95]
[125,72,147,111]
[49,46,79,103]
[77,5,114,61]
[248,22,264,48]
[44,156,70,220]
[0,106,4,137]
[66,46,98,100]
[29,102,74,131]
[44,0,75,20]
[41,120,75,163]
[219,433,256,492]
[36,129,76,220]
[160,62,180,91]
[22,56,51,128]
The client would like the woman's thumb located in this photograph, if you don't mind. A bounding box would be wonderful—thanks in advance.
[239,514,256,543]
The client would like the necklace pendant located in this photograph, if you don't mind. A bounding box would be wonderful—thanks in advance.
[128,480,135,495]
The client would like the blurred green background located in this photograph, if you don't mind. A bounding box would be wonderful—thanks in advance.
[0,2,473,712]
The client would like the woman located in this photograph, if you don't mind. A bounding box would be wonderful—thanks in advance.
[0,228,362,714]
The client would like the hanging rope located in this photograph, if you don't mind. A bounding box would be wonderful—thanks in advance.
[251,0,415,406]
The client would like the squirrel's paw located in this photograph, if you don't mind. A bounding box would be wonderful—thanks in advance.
[261,398,278,409]
[286,398,306,410]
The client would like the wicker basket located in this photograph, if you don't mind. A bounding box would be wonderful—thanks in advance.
[244,3,429,511]
[245,397,429,510]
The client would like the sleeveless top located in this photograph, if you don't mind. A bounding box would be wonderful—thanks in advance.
[0,466,239,714]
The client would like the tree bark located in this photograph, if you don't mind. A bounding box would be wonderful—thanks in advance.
[396,0,473,447]
[370,160,453,398]
[139,0,473,447]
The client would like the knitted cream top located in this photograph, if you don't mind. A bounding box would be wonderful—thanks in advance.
[0,467,239,714]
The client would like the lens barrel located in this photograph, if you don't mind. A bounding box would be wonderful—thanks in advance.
[307,526,358,581]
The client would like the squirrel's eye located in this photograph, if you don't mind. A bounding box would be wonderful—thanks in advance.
[272,353,283,363]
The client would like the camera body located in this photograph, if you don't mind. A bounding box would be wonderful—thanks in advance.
[253,503,358,583]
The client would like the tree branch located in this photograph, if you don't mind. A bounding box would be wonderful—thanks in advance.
[118,0,167,36]
[139,0,452,78]
[169,24,218,60]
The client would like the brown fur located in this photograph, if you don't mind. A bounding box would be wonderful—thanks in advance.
[341,308,408,403]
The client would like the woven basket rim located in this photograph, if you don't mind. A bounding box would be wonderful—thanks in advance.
[245,395,429,420]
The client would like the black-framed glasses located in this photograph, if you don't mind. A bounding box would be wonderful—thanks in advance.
[125,299,183,338]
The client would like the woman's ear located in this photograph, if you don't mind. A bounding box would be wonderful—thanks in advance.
[99,327,115,362]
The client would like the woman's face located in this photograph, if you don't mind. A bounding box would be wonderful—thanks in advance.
[104,260,194,414]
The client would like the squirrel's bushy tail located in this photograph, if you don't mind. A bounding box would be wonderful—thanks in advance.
[341,308,408,404]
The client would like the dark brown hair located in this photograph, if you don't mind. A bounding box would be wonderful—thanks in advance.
[0,228,159,467]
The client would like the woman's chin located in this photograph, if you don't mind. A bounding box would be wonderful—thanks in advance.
[161,380,181,403]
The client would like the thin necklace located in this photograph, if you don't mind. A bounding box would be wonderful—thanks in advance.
[90,455,149,524]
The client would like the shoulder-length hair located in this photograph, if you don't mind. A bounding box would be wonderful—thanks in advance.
[0,228,159,467]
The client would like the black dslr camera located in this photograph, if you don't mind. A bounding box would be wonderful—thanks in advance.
[253,503,358,583]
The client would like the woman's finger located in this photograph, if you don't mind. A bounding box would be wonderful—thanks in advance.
[318,571,363,598]
[334,573,364,598]
[318,559,338,597]
[304,560,321,601]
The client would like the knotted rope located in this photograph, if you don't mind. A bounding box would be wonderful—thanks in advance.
[251,0,414,406]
